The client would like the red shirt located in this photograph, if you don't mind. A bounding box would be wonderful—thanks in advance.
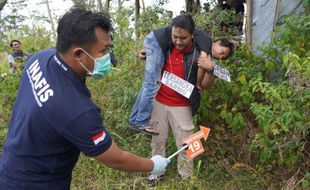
[156,46,191,106]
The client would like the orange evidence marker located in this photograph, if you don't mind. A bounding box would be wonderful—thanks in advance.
[167,126,211,161]
[182,126,211,160]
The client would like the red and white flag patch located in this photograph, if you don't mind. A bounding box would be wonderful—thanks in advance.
[92,129,106,145]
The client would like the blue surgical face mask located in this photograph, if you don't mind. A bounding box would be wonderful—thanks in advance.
[79,48,111,78]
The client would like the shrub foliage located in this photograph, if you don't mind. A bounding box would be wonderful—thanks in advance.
[0,4,309,189]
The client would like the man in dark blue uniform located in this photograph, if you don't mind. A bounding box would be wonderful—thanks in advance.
[0,8,170,189]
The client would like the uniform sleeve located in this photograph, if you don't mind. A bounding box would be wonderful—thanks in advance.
[193,29,212,55]
[61,108,112,157]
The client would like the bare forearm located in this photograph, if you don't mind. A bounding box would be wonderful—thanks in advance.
[94,141,154,173]
[196,67,205,91]
[105,150,153,172]
[197,51,214,90]
[201,73,215,89]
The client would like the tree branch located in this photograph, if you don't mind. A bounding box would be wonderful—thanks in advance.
[0,0,8,11]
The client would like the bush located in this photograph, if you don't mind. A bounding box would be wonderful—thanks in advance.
[0,4,309,189]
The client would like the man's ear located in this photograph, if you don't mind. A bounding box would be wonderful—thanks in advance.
[72,48,83,61]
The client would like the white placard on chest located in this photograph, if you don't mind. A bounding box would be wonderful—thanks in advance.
[161,71,194,99]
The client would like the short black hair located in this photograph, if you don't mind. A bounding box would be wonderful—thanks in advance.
[56,8,113,53]
[216,38,234,59]
[10,40,21,47]
[171,13,195,34]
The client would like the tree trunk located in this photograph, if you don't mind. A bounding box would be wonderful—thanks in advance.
[185,0,192,12]
[71,0,87,8]
[117,0,123,11]
[90,0,95,8]
[141,0,145,12]
[192,0,201,13]
[103,0,109,13]
[45,0,56,40]
[0,0,7,11]
[117,0,121,11]
[97,0,103,12]
[217,0,223,6]
[134,0,140,38]
[271,0,281,40]
[185,0,201,14]
[246,0,252,46]
[135,0,140,16]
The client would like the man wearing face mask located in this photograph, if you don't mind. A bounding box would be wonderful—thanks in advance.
[0,8,170,190]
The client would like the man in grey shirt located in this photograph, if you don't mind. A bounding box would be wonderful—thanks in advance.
[7,39,28,73]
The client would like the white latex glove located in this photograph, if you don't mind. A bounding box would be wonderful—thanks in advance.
[150,155,171,175]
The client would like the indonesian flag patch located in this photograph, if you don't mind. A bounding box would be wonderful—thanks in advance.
[92,129,106,145]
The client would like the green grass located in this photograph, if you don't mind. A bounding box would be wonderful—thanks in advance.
[0,30,309,189]
[0,56,294,190]
[69,61,268,189]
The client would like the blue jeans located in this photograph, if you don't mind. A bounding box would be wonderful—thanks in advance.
[129,32,164,127]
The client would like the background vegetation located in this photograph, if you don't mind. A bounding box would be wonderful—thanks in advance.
[0,0,309,189]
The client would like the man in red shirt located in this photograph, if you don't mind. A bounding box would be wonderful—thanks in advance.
[150,14,214,180]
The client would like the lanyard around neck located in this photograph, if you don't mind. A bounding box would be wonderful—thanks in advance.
[168,48,196,82]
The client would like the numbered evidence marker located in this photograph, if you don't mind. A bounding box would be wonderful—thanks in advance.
[213,62,231,82]
[182,126,211,160]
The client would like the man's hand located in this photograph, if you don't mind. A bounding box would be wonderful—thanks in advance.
[11,62,17,69]
[197,51,213,73]
[138,48,146,60]
[150,155,170,175]
[196,84,203,92]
